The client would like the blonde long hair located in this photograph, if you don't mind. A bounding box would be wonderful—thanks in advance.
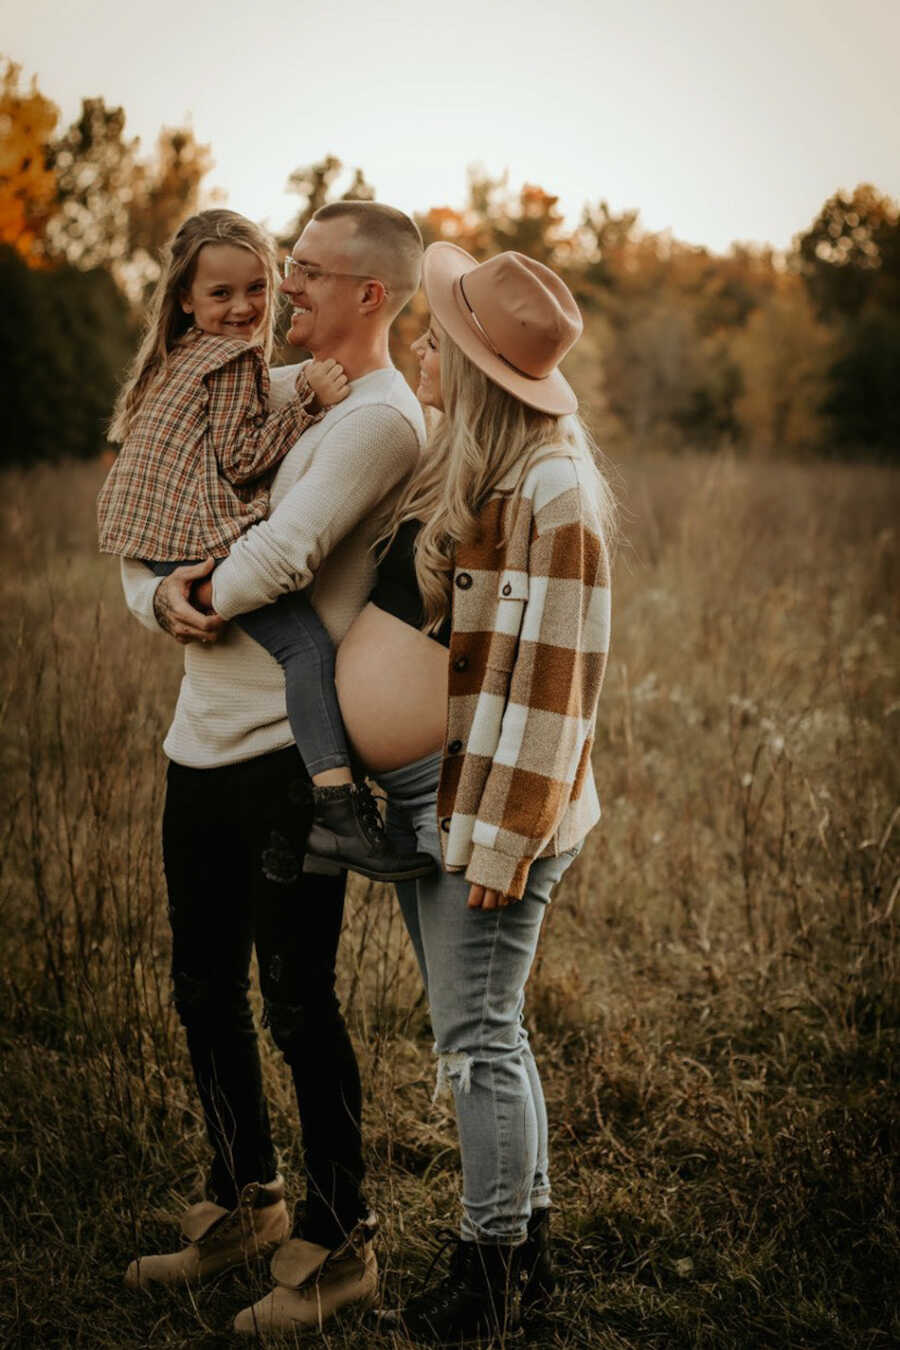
[109,210,280,443]
[382,333,616,632]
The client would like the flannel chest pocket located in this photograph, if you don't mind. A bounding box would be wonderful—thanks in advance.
[486,569,529,671]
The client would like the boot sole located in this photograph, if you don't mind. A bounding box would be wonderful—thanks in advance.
[305,856,437,883]
[125,1240,279,1289]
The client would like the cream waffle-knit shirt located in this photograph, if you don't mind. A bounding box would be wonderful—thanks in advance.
[121,363,425,768]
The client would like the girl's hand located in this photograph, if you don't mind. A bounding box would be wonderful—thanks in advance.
[467,884,517,910]
[192,577,215,612]
[305,358,350,408]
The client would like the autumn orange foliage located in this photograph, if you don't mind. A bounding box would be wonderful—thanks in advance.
[0,61,58,263]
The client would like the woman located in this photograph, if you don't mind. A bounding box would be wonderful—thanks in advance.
[335,243,614,1342]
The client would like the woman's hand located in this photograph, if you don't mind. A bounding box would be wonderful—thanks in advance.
[467,884,518,910]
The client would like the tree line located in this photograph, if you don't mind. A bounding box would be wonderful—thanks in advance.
[1,59,898,466]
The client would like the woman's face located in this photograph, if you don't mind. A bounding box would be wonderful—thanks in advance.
[411,321,444,411]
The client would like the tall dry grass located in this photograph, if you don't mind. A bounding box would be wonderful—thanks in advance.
[0,452,897,1348]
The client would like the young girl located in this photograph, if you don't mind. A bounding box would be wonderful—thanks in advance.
[98,208,432,883]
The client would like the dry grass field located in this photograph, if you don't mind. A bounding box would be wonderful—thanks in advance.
[0,451,897,1349]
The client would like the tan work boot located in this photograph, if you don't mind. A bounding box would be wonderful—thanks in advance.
[233,1213,377,1335]
[124,1175,290,1289]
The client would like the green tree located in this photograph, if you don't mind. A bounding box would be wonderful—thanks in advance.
[823,312,900,455]
[793,184,900,322]
[731,282,833,455]
[45,97,139,272]
[793,185,900,455]
[45,102,216,297]
[0,244,133,466]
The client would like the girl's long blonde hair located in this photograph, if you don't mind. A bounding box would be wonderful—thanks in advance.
[109,209,280,442]
[381,332,616,632]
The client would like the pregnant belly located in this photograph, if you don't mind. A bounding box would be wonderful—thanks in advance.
[335,603,448,773]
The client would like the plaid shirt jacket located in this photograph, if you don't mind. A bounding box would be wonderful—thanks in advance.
[98,329,320,561]
[438,452,611,900]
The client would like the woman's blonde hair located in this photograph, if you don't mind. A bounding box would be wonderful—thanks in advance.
[381,331,616,632]
[109,209,280,442]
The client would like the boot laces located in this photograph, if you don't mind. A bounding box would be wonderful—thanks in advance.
[354,783,390,850]
[413,1229,471,1316]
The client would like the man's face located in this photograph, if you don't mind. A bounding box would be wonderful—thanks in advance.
[281,216,366,353]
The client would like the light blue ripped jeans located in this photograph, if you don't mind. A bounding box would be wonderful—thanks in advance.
[378,751,580,1246]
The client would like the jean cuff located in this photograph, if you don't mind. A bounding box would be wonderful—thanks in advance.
[460,1214,527,1246]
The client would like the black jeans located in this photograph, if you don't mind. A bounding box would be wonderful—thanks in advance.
[162,744,365,1247]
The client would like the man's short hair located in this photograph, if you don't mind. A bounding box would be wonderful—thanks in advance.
[313,201,423,315]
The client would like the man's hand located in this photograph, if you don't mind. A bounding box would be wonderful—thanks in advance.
[153,559,225,645]
[467,884,518,910]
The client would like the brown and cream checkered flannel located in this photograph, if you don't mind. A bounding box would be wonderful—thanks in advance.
[98,328,321,562]
[437,453,611,899]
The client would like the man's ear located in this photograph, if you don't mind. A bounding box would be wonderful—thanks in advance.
[359,280,388,314]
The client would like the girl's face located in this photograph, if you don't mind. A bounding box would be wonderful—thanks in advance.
[411,320,444,410]
[181,243,268,341]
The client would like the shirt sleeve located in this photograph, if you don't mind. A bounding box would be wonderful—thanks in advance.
[206,354,321,487]
[120,557,165,632]
[210,403,418,619]
[464,506,610,899]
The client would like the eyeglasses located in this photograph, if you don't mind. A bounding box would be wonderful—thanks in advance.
[282,257,389,292]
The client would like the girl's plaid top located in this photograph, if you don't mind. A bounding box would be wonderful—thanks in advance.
[97,329,322,561]
[437,451,611,899]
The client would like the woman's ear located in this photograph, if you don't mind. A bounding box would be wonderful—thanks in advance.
[180,292,193,315]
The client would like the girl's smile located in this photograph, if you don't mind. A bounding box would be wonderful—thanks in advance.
[181,243,269,340]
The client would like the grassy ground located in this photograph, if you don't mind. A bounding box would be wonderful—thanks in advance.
[0,452,897,1349]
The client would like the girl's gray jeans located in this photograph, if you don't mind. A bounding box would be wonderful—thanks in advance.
[379,750,579,1245]
[147,559,349,775]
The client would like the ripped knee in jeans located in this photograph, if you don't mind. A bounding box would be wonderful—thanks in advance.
[263,997,307,1051]
[172,971,250,1030]
[434,1050,473,1101]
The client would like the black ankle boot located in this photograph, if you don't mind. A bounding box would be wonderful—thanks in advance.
[374,1233,521,1345]
[305,782,435,882]
[520,1207,556,1310]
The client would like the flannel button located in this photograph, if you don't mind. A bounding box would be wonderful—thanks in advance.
[452,655,468,672]
[440,817,451,833]
[448,739,463,754]
[455,572,472,590]
[254,414,265,428]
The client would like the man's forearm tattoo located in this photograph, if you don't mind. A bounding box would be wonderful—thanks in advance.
[153,580,179,636]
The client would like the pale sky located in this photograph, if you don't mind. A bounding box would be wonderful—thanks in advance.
[4,0,899,254]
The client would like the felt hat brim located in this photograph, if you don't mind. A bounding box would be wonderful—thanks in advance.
[422,243,579,416]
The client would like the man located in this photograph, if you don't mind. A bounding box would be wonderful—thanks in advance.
[120,201,426,1335]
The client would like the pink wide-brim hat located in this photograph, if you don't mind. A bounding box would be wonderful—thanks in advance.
[422,243,582,416]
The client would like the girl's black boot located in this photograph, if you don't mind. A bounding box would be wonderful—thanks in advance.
[302,781,435,882]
